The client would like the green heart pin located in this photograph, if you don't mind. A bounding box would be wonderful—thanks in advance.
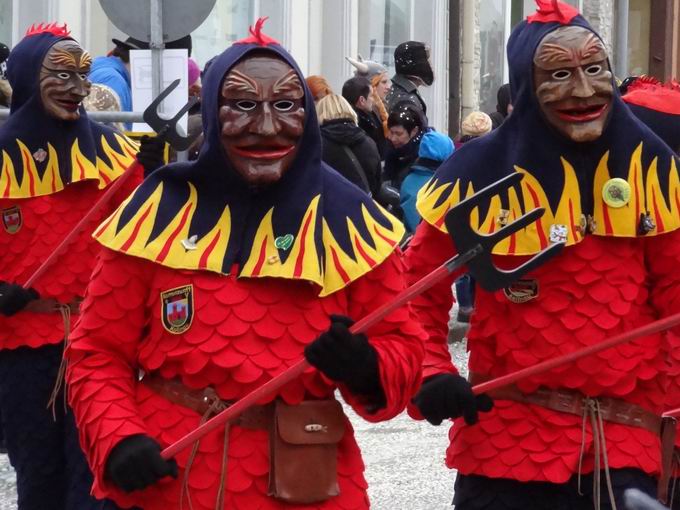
[275,234,294,251]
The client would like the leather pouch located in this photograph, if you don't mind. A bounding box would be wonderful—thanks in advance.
[268,399,345,504]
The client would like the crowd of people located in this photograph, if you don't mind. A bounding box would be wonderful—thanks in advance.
[0,1,679,510]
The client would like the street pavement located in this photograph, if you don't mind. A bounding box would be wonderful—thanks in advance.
[0,344,469,510]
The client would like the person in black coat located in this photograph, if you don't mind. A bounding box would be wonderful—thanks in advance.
[317,93,381,196]
[383,101,424,189]
[342,75,388,159]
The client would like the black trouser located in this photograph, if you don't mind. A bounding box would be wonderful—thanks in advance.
[453,468,657,510]
[0,343,118,510]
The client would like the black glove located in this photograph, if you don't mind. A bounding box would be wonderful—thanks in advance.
[305,315,385,406]
[0,282,39,316]
[412,373,493,426]
[136,135,166,177]
[105,434,178,493]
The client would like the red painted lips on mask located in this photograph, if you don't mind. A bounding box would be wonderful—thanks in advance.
[219,53,305,187]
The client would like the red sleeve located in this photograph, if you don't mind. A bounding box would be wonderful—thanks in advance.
[66,247,153,491]
[645,230,680,446]
[339,250,426,422]
[404,221,460,380]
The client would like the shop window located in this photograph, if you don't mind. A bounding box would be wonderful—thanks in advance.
[358,0,412,74]
[0,0,10,46]
[192,0,255,68]
[628,0,651,75]
[479,0,505,114]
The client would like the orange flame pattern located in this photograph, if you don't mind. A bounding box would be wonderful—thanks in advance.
[416,143,680,255]
[0,134,138,199]
[95,187,404,296]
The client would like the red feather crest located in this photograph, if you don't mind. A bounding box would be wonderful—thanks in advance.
[527,0,580,24]
[25,22,71,38]
[234,17,280,47]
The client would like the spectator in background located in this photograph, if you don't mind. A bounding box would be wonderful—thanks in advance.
[187,57,201,115]
[317,94,381,196]
[385,41,433,121]
[306,75,333,103]
[488,83,512,130]
[342,75,387,159]
[384,101,425,189]
[346,55,391,158]
[400,130,454,233]
[456,111,493,148]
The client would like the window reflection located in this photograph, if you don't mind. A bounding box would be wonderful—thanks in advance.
[479,0,505,113]
[627,0,651,75]
[358,0,412,74]
[192,0,254,67]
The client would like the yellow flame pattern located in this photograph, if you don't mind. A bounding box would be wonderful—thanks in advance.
[416,143,680,256]
[0,133,138,199]
[95,185,405,296]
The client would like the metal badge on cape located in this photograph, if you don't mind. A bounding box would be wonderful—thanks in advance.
[503,278,539,303]
[1,206,22,234]
[161,285,194,334]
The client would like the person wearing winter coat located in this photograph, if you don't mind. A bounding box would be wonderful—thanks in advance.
[342,76,387,160]
[400,130,454,233]
[383,101,425,189]
[318,94,382,196]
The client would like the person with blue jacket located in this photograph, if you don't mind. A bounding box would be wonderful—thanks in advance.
[399,130,454,233]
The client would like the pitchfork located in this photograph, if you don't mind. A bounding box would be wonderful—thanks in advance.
[24,79,197,288]
[161,172,565,459]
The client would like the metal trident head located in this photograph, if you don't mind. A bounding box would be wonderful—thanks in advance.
[142,79,199,151]
[444,172,564,291]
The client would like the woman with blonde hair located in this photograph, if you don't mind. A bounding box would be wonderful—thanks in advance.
[317,93,381,196]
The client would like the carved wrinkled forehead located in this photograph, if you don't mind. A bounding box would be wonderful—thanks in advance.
[45,40,92,69]
[534,26,607,68]
[221,53,303,98]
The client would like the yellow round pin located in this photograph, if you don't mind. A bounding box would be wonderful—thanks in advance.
[602,178,631,208]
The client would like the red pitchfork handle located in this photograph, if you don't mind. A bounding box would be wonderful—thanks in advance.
[23,160,143,289]
[472,310,680,396]
[160,248,481,460]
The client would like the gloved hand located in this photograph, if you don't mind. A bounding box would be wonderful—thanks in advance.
[136,135,166,177]
[105,434,178,493]
[0,282,39,316]
[412,373,493,426]
[305,315,385,403]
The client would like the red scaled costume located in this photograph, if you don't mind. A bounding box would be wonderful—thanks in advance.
[67,27,424,510]
[405,1,680,502]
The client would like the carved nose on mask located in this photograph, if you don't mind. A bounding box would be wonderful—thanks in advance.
[572,68,596,98]
[253,102,278,136]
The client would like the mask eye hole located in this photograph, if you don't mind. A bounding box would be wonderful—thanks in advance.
[235,100,257,111]
[584,64,603,76]
[273,100,294,112]
[57,72,71,80]
[79,73,89,81]
[551,69,572,81]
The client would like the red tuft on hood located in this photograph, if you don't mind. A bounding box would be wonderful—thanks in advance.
[527,0,580,24]
[234,17,280,47]
[25,22,70,38]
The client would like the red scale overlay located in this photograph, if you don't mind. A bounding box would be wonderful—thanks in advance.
[66,248,426,509]
[404,222,680,482]
[0,176,141,349]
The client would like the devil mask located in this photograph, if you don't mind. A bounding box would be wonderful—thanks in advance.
[0,23,137,199]
[416,1,680,253]
[39,39,92,121]
[219,52,305,187]
[533,25,613,142]
[94,19,404,297]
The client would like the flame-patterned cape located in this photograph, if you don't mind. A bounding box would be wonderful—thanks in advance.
[1,27,138,199]
[623,78,680,155]
[417,12,680,256]
[94,37,404,296]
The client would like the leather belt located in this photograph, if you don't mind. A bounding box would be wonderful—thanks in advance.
[469,372,677,504]
[141,373,272,430]
[24,297,82,315]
